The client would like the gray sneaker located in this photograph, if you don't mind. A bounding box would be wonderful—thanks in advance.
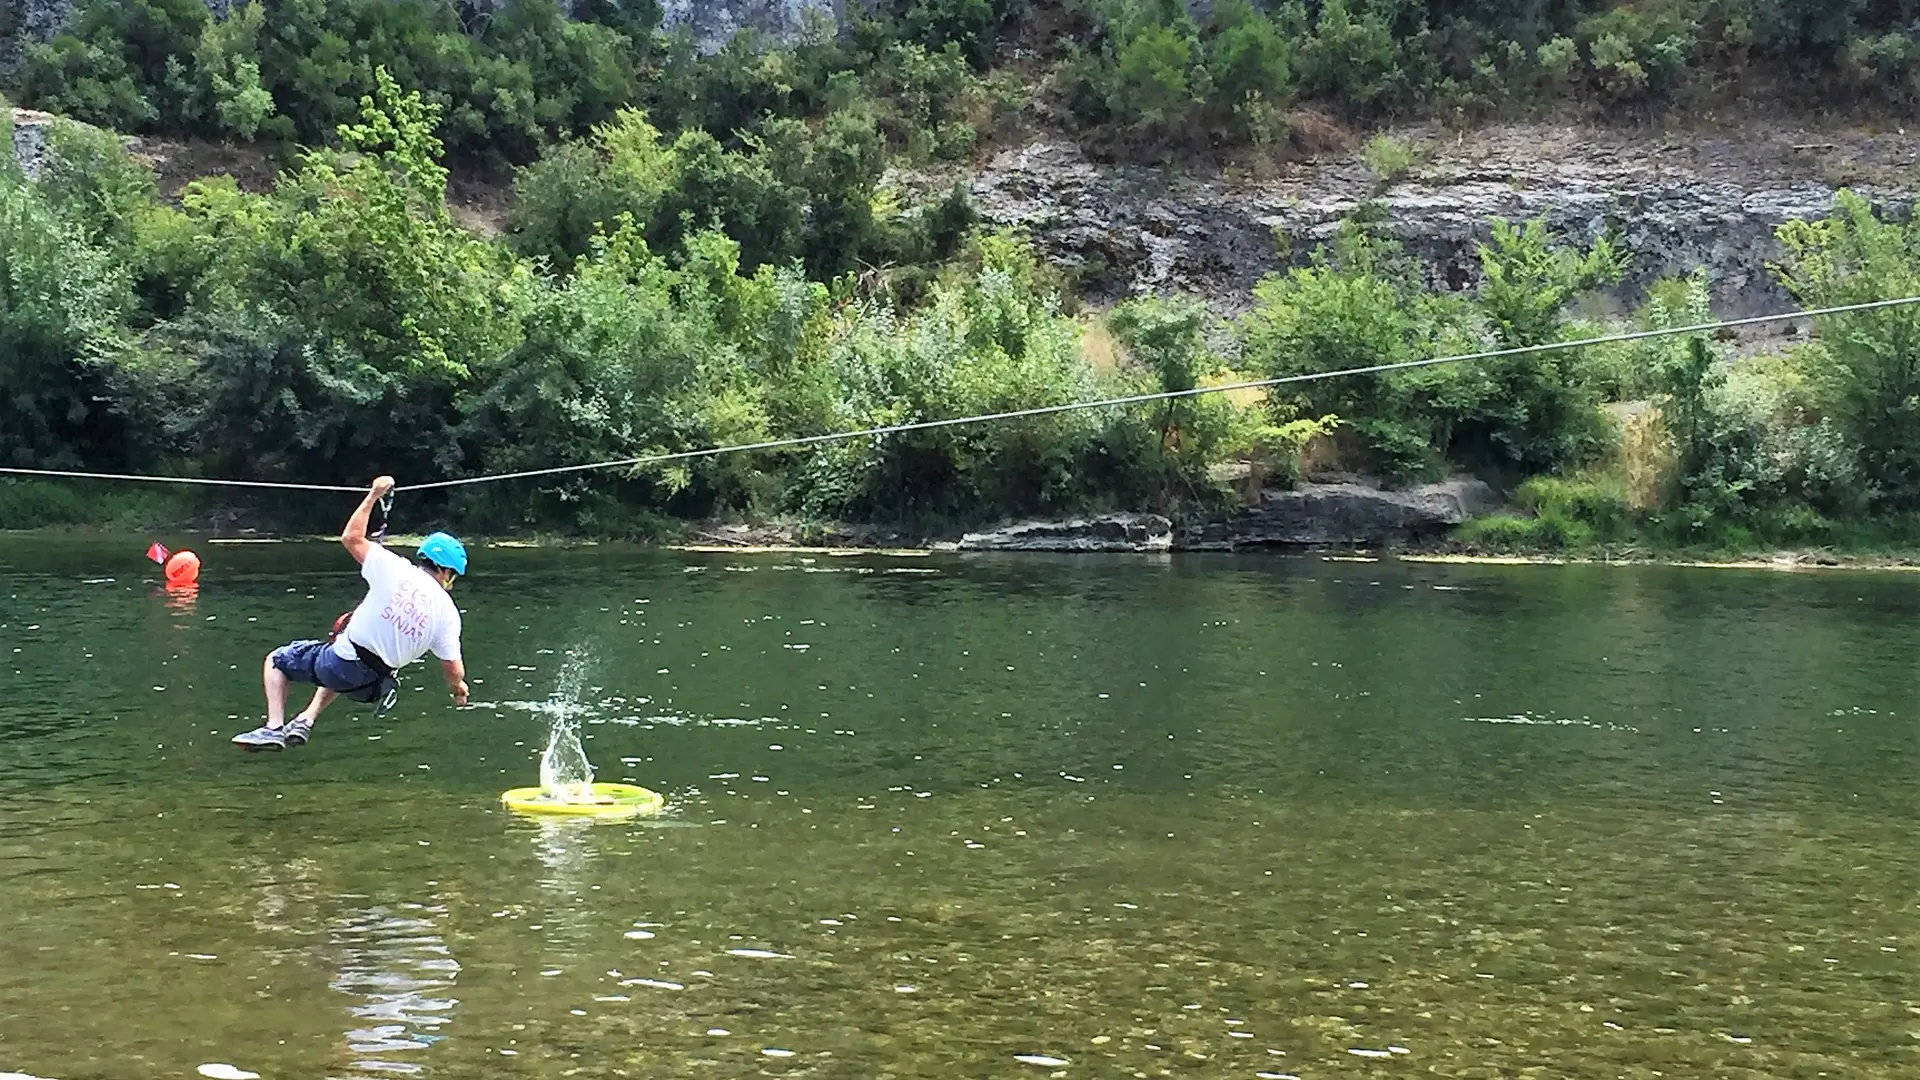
[284,719,314,747]
[232,724,288,751]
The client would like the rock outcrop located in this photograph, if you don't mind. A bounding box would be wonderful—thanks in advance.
[1177,479,1501,550]
[958,513,1174,552]
[656,0,841,51]
[968,126,1920,319]
[16,0,71,40]
[948,480,1498,552]
[8,109,55,181]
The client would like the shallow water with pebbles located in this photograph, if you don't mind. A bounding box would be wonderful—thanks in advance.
[0,538,1915,1079]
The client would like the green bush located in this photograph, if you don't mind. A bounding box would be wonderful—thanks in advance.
[0,166,138,470]
[1239,219,1470,481]
[1454,512,1548,551]
[1106,294,1259,495]
[1060,0,1298,155]
[1360,131,1415,182]
[1576,3,1698,106]
[1515,475,1633,543]
[1291,0,1420,114]
[508,100,969,285]
[154,70,528,481]
[901,0,1018,70]
[36,118,156,252]
[1774,191,1920,511]
[1456,476,1633,552]
[1239,214,1619,482]
[20,0,208,131]
[15,0,1920,166]
[0,478,201,530]
[195,0,276,139]
[1207,0,1293,111]
[1456,218,1624,473]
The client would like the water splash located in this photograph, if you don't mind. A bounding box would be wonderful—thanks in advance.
[537,648,596,801]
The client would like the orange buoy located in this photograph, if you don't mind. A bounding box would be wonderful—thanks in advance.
[164,549,201,586]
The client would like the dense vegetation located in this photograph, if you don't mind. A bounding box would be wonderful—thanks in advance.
[7,78,1920,551]
[1255,204,1920,553]
[6,0,1920,551]
[0,86,1328,535]
[10,0,1920,168]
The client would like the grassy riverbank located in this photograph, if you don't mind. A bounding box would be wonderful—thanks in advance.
[11,477,1920,572]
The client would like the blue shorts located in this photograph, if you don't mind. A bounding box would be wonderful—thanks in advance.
[271,640,396,704]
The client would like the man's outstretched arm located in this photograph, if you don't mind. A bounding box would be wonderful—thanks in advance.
[342,476,396,566]
[441,658,469,706]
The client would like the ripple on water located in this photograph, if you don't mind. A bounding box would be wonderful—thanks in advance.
[6,545,1920,1080]
[329,906,458,1069]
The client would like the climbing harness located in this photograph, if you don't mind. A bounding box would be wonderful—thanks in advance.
[4,293,1919,495]
[369,489,394,542]
[321,488,404,715]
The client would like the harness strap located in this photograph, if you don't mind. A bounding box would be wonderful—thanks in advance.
[348,640,396,680]
[325,613,396,694]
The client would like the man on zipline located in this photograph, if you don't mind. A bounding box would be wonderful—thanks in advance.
[233,476,469,751]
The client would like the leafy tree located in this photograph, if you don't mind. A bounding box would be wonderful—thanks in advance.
[1240,221,1471,479]
[1109,20,1197,144]
[1107,294,1337,497]
[1449,218,1624,473]
[459,218,714,525]
[1290,0,1415,113]
[1109,295,1208,461]
[1774,190,1920,509]
[485,0,642,152]
[902,0,1008,70]
[169,68,527,481]
[35,118,160,253]
[0,171,137,468]
[1477,218,1626,348]
[20,0,209,131]
[1205,0,1293,124]
[195,0,278,140]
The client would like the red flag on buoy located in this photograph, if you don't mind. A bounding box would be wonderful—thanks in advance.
[146,542,170,565]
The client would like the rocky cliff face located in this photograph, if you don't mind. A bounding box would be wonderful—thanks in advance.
[967,124,1920,320]
[16,0,69,39]
[656,0,841,51]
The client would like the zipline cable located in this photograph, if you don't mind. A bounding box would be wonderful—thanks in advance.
[0,467,364,493]
[4,292,1918,496]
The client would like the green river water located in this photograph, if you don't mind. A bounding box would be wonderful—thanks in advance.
[1,537,1916,1080]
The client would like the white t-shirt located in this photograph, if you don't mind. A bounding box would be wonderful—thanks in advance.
[331,543,463,670]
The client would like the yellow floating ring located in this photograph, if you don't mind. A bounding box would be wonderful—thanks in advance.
[499,782,665,819]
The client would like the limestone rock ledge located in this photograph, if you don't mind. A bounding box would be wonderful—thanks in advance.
[951,479,1499,553]
[1178,479,1501,550]
[958,513,1174,553]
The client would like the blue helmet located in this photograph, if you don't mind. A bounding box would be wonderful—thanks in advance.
[417,532,468,576]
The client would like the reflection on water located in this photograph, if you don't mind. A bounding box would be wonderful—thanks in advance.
[328,902,460,1076]
[525,817,606,951]
[1,541,1918,1079]
[161,582,199,617]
